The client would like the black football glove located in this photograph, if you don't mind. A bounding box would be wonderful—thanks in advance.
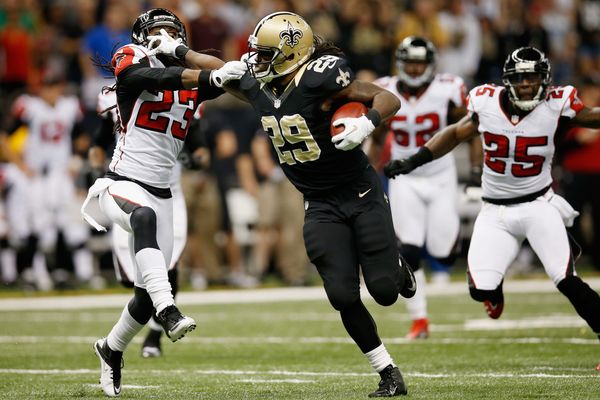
[384,158,417,178]
[384,146,434,178]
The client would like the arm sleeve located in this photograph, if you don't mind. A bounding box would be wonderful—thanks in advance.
[118,63,186,92]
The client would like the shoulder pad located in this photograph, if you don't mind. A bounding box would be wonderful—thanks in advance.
[302,56,354,91]
[112,44,151,77]
[546,85,584,116]
[467,84,500,113]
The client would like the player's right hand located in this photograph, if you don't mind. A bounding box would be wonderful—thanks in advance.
[146,29,186,59]
[383,158,416,178]
[210,61,248,87]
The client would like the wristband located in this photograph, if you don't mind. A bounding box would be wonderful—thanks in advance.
[412,146,434,167]
[175,45,190,60]
[366,108,382,127]
[198,70,212,87]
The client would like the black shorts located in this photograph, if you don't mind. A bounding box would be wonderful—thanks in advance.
[303,166,401,308]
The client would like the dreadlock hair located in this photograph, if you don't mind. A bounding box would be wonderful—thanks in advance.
[310,34,345,60]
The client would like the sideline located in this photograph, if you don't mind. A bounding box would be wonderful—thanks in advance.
[0,278,599,311]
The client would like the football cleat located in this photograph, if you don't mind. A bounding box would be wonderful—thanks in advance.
[399,256,417,299]
[94,338,123,397]
[406,318,429,340]
[483,300,504,319]
[156,305,196,342]
[141,329,162,358]
[368,364,408,397]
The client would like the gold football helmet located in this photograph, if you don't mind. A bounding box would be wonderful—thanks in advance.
[247,12,315,83]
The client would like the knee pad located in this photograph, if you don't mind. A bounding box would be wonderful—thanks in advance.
[128,286,154,324]
[400,244,421,271]
[469,280,504,304]
[130,207,159,252]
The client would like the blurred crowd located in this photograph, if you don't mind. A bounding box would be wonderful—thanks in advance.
[0,0,599,292]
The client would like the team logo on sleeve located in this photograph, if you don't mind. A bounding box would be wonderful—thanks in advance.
[336,68,351,87]
[279,22,303,48]
[114,53,127,69]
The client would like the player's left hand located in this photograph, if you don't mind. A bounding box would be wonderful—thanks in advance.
[331,115,375,151]
[210,61,248,87]
[146,29,187,59]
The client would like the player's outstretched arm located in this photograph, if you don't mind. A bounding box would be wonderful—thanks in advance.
[384,114,480,178]
[572,106,600,129]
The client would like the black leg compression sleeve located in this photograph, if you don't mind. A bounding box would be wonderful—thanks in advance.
[130,207,159,253]
[557,276,600,333]
[168,266,178,297]
[400,244,421,271]
[469,279,504,304]
[340,299,382,353]
[128,286,154,325]
[434,252,457,267]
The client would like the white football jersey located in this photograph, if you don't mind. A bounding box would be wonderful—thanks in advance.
[11,94,82,174]
[375,73,466,177]
[109,44,200,188]
[468,84,583,199]
[97,88,183,187]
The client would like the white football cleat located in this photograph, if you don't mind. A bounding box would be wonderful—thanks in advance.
[94,338,123,397]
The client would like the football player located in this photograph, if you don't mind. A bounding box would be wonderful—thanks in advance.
[2,69,93,291]
[80,8,246,397]
[385,47,600,368]
[92,88,192,359]
[370,37,470,340]
[207,11,415,397]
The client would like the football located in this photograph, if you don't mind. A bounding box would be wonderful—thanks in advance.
[330,102,368,136]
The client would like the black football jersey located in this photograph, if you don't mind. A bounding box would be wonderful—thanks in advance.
[238,55,369,197]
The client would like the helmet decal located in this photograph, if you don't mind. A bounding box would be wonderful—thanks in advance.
[280,22,303,48]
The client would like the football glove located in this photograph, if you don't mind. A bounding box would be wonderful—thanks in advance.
[383,158,418,178]
[146,29,188,59]
[331,115,375,151]
[209,61,247,87]
[384,146,434,178]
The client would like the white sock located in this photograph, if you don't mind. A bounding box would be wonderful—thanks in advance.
[73,248,94,282]
[1,248,17,283]
[406,268,427,320]
[107,304,144,352]
[148,317,162,332]
[135,248,173,314]
[365,344,395,372]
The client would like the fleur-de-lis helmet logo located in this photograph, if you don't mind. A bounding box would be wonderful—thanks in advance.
[279,21,303,48]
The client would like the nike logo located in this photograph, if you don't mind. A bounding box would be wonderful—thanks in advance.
[358,188,372,198]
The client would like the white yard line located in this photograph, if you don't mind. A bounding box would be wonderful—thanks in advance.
[1,278,599,311]
[0,368,597,379]
[0,335,597,345]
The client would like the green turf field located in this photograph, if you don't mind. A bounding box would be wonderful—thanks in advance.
[0,282,598,399]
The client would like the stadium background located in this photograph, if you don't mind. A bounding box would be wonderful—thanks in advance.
[0,0,598,291]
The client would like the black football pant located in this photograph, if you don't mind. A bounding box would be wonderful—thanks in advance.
[303,166,403,352]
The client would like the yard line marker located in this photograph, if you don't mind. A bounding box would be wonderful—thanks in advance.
[0,368,597,379]
[0,335,597,345]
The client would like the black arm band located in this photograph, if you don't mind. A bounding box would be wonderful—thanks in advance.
[198,70,212,87]
[366,108,382,127]
[412,146,434,167]
[175,45,190,60]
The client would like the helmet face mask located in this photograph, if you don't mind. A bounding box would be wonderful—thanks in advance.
[396,36,436,88]
[132,8,187,47]
[502,47,551,111]
[247,12,315,84]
